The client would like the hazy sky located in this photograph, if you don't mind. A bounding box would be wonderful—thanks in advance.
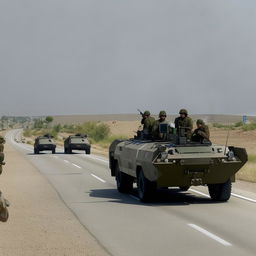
[0,0,256,116]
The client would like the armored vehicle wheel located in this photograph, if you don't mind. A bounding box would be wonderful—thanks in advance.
[208,179,232,201]
[179,186,190,191]
[115,164,133,193]
[52,149,56,154]
[137,170,157,202]
[86,148,91,154]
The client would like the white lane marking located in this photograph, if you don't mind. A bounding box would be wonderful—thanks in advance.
[91,174,106,183]
[129,195,140,201]
[86,155,108,164]
[231,193,256,203]
[190,188,256,204]
[72,163,82,169]
[64,160,70,164]
[189,189,210,198]
[188,224,232,247]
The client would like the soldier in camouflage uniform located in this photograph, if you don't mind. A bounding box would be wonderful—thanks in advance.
[191,119,210,143]
[175,109,193,139]
[152,111,169,140]
[0,135,9,222]
[141,111,155,138]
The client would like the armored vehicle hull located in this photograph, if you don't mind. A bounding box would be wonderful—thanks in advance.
[34,135,56,154]
[109,139,247,202]
[64,134,91,154]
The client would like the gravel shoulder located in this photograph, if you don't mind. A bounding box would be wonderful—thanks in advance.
[0,141,110,256]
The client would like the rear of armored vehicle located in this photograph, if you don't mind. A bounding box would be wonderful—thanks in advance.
[34,136,56,154]
[110,139,247,202]
[64,135,90,154]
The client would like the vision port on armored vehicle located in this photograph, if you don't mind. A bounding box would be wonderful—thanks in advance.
[34,134,56,154]
[64,134,91,154]
[109,124,248,202]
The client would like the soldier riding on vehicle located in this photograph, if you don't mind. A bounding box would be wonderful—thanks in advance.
[152,111,169,140]
[191,119,210,143]
[175,109,193,139]
[140,110,155,139]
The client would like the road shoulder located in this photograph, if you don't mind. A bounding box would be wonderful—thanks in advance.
[0,141,110,256]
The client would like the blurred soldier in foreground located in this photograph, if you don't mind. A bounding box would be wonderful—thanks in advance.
[0,135,9,222]
[175,109,193,139]
[140,111,155,139]
[153,111,169,140]
[0,191,9,222]
[191,119,210,143]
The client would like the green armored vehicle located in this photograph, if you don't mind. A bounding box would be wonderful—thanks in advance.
[0,136,9,222]
[64,134,91,154]
[34,134,56,154]
[109,125,247,202]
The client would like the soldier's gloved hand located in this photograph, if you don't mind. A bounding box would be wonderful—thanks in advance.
[0,192,9,222]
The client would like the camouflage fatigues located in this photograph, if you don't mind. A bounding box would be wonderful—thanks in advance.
[0,191,9,222]
[141,116,155,136]
[192,121,210,143]
[152,119,169,140]
[174,116,193,138]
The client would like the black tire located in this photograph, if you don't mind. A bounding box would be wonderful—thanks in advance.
[115,164,133,193]
[137,170,157,202]
[86,148,91,155]
[208,179,232,202]
[179,186,190,191]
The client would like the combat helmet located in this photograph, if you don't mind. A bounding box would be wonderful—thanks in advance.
[159,111,167,117]
[197,119,205,125]
[144,111,151,116]
[179,109,188,115]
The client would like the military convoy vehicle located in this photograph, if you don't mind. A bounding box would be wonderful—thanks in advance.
[0,136,9,222]
[64,134,91,154]
[109,125,248,202]
[34,134,56,154]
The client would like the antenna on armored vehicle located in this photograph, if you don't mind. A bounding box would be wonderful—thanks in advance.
[224,128,231,155]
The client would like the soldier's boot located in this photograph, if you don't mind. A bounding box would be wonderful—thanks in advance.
[0,192,9,222]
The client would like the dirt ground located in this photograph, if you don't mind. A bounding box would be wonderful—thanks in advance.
[0,142,109,256]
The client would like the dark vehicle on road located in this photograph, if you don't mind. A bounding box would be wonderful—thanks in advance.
[109,124,248,202]
[64,134,91,154]
[34,134,56,154]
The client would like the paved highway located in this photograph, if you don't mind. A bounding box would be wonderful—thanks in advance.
[6,130,256,256]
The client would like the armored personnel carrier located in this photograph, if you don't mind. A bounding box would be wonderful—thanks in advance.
[0,136,9,222]
[64,134,91,154]
[109,125,247,202]
[34,134,56,154]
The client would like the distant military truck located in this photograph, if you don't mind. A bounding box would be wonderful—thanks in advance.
[64,134,91,154]
[34,134,56,154]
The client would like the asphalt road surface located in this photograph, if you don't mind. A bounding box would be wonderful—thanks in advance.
[6,130,256,256]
